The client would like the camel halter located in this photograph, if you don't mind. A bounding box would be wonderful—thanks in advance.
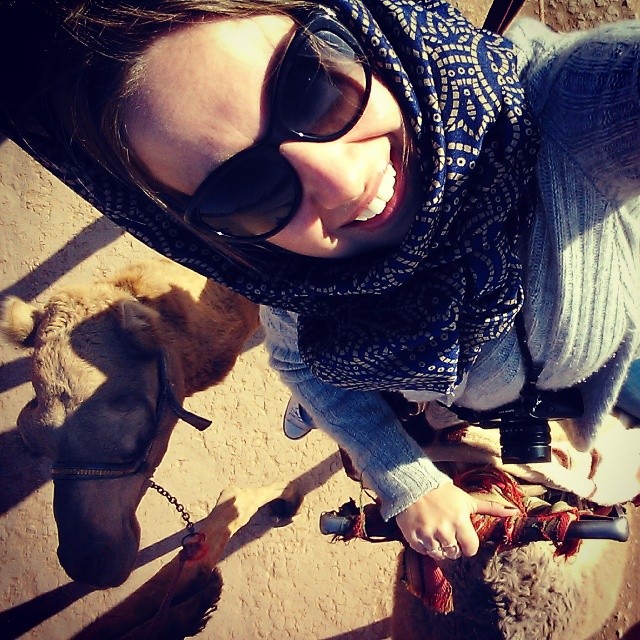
[51,351,212,481]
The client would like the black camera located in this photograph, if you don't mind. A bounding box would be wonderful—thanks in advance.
[450,387,584,464]
[496,417,552,464]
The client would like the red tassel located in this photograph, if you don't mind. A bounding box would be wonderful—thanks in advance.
[402,548,454,614]
[349,511,367,541]
[422,563,454,614]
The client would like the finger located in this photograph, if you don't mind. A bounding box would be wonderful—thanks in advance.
[455,524,480,557]
[408,534,430,555]
[416,538,447,559]
[474,498,521,517]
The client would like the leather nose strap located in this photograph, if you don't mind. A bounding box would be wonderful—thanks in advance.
[158,352,212,431]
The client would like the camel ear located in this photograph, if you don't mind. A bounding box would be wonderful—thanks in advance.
[0,296,42,346]
[116,299,162,354]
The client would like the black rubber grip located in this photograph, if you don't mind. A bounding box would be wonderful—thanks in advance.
[565,516,630,542]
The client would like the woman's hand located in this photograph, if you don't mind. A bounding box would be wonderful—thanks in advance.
[395,483,520,560]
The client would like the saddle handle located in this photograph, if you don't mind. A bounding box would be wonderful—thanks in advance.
[319,505,630,543]
[563,511,629,542]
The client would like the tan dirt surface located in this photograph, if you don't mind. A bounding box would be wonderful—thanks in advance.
[1,1,639,638]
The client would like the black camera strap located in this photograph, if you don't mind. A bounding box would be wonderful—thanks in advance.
[483,0,527,34]
[514,311,544,413]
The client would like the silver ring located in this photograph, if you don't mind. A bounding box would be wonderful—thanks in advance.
[423,544,445,558]
[441,543,461,559]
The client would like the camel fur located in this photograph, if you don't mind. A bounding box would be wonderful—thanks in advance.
[391,531,629,640]
[1,256,259,459]
[0,258,261,588]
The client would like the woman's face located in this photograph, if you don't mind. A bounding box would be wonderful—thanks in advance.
[124,14,418,258]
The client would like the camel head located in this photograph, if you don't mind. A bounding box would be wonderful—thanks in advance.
[1,284,202,587]
[1,260,259,589]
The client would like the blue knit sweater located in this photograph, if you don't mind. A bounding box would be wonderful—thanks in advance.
[263,18,640,520]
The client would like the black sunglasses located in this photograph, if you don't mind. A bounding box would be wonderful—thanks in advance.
[183,8,372,243]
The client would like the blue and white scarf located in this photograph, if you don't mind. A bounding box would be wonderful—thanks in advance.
[1,0,539,395]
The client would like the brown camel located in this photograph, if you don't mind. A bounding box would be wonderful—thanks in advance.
[0,258,260,588]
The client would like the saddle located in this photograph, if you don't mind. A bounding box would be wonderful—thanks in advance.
[320,397,637,614]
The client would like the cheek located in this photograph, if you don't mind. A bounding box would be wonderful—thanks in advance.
[267,217,332,256]
[361,76,405,136]
[262,225,319,261]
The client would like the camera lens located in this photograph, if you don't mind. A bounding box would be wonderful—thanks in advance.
[499,418,551,464]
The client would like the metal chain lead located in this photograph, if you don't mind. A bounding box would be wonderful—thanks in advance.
[148,479,195,533]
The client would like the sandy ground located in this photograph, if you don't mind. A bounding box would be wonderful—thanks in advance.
[1,1,639,639]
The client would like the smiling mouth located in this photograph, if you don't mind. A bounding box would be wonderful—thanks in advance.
[354,163,396,223]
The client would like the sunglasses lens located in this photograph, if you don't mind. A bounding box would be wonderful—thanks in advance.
[184,13,370,243]
[280,28,369,138]
[187,149,299,240]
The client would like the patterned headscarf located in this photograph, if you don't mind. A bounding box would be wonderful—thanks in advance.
[2,0,538,395]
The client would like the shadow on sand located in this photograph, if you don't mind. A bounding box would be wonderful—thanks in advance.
[0,451,353,639]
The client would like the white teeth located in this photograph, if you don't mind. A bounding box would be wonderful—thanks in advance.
[378,166,396,201]
[355,164,396,223]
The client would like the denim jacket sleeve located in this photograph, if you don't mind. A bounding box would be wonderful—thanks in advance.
[260,305,451,520]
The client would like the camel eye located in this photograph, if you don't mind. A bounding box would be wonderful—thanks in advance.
[106,393,150,416]
[60,391,72,406]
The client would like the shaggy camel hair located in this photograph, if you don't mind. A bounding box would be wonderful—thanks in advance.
[391,531,629,640]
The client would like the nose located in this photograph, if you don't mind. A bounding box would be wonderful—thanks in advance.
[279,139,365,211]
[57,536,138,588]
[53,480,142,588]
